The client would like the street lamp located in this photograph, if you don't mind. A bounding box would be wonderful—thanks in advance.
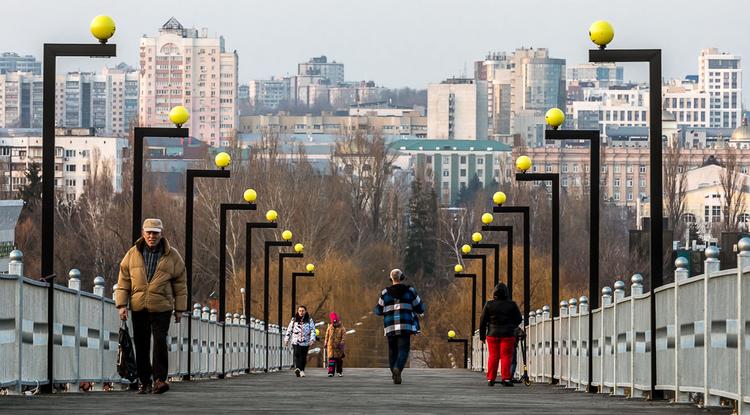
[217,189,257,378]
[278,244,304,371]
[453,264,477,336]
[263,230,293,372]
[131,106,189,243]
[587,21,664,398]
[447,330,469,369]
[291,264,315,317]
[514,155,560,384]
[41,17,117,393]
[243,209,278,373]
[544,107,601,393]
[490,193,531,325]
[184,151,232,379]
[472,225,513,293]
[460,246,487,309]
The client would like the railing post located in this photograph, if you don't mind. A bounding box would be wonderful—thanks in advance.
[9,250,24,394]
[68,269,82,393]
[568,298,577,389]
[542,305,550,382]
[578,296,589,392]
[630,274,644,398]
[703,247,720,407]
[535,309,542,381]
[600,286,612,394]
[736,238,750,413]
[613,281,625,396]
[560,300,568,386]
[673,259,690,403]
[93,276,105,391]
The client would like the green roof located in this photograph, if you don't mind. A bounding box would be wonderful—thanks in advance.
[389,139,511,152]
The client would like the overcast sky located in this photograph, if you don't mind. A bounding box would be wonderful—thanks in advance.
[2,0,749,97]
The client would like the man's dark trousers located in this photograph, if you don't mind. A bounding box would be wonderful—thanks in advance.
[132,310,171,385]
[387,334,411,370]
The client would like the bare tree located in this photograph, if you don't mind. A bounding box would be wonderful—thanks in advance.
[720,148,748,232]
[663,143,688,237]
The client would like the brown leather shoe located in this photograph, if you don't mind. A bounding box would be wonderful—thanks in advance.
[137,383,152,394]
[152,380,170,394]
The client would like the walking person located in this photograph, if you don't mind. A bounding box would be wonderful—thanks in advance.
[115,218,187,394]
[324,312,346,377]
[374,269,425,385]
[284,305,316,377]
[479,282,522,387]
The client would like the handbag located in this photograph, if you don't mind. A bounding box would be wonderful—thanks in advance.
[117,321,138,382]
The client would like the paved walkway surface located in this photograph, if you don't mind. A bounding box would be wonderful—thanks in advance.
[1,369,732,414]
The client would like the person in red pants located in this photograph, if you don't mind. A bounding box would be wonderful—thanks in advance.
[479,283,522,386]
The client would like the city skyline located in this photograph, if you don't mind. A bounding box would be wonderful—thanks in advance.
[0,0,748,96]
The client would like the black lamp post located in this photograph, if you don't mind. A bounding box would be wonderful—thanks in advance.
[278,251,304,371]
[244,218,278,373]
[447,336,469,369]
[454,272,477,335]
[41,35,116,394]
[545,126,600,392]
[461,253,487,309]
[291,270,315,317]
[184,157,231,380]
[515,167,560,384]
[132,126,188,243]
[263,238,292,372]
[490,206,531,327]
[473,227,513,295]
[589,45,663,401]
[218,199,257,377]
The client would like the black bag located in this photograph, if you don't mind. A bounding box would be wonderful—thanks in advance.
[117,321,138,382]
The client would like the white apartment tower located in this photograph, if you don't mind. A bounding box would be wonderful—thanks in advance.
[427,78,488,140]
[699,48,742,128]
[139,18,238,146]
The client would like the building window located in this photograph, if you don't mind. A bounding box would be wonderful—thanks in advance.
[626,165,633,173]
[614,165,620,173]
[460,156,467,164]
[460,169,467,177]
[614,192,620,201]
[443,170,449,177]
[626,179,633,188]
[614,178,620,187]
[562,164,568,173]
[477,158,484,165]
[65,165,76,172]
[443,157,449,165]
[627,192,633,201]
[639,165,646,173]
[712,206,721,222]
[545,164,552,172]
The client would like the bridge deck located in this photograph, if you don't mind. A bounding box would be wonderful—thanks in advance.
[1,369,730,414]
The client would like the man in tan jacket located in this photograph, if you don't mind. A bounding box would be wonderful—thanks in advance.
[116,218,187,394]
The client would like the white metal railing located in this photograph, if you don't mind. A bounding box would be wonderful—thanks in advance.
[473,240,750,413]
[0,251,293,394]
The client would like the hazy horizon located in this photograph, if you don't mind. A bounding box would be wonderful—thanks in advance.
[1,0,749,98]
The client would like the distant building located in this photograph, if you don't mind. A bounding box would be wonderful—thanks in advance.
[567,63,623,87]
[427,78,488,140]
[297,56,344,85]
[390,138,512,205]
[139,17,238,146]
[238,111,427,137]
[248,77,290,110]
[0,71,43,129]
[0,52,41,75]
[0,129,127,201]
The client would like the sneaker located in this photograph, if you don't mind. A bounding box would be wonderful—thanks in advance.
[337,373,343,377]
[295,368,301,377]
[488,380,495,387]
[392,368,402,385]
[300,371,306,377]
[502,380,514,387]
[137,383,152,395]
[152,380,170,394]
[328,373,334,377]
[390,368,396,379]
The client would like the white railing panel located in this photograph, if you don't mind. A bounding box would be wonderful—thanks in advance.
[578,312,590,388]
[78,293,103,382]
[676,277,705,392]
[654,286,675,390]
[632,295,650,391]
[554,317,563,381]
[101,301,121,383]
[708,271,740,399]
[167,318,180,377]
[615,299,631,388]
[591,309,602,387]
[601,304,614,389]
[0,276,19,388]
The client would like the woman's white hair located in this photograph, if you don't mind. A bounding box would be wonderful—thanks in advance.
[390,268,404,282]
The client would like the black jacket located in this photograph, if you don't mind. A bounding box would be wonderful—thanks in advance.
[479,283,522,340]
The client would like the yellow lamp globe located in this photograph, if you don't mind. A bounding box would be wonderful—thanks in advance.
[315,328,320,337]
[492,191,507,206]
[214,152,231,168]
[306,263,315,272]
[589,20,615,48]
[481,212,494,224]
[461,244,472,254]
[454,264,464,273]
[448,330,456,339]
[90,15,116,43]
[516,155,532,172]
[243,188,257,203]
[545,108,565,129]
[294,243,304,253]
[472,232,483,243]
[281,230,293,241]
[169,105,190,127]
[265,209,278,222]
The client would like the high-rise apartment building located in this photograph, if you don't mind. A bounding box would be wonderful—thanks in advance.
[0,71,43,128]
[427,78,488,140]
[297,56,344,85]
[567,63,623,87]
[0,52,41,75]
[139,17,238,146]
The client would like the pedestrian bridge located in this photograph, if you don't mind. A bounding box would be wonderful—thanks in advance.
[1,245,748,414]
